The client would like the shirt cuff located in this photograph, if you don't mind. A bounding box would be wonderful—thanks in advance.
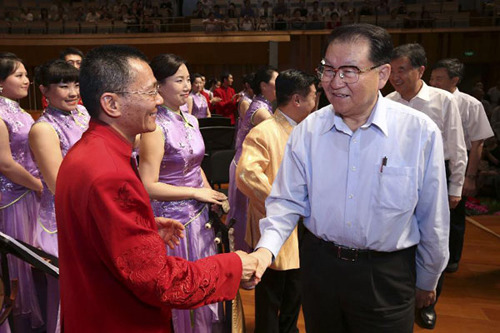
[416,267,441,291]
[448,183,463,197]
[255,229,283,260]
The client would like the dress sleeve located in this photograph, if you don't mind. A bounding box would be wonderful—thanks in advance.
[87,174,242,309]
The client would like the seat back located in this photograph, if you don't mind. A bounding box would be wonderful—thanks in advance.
[200,126,235,152]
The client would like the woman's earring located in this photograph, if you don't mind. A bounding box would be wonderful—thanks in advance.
[0,86,3,94]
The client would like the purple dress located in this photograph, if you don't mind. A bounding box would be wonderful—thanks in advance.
[34,105,89,256]
[227,95,273,252]
[236,92,253,135]
[33,104,89,333]
[190,92,209,119]
[0,97,44,331]
[150,105,221,333]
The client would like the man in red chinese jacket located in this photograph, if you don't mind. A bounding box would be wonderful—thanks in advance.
[213,71,239,124]
[55,45,258,333]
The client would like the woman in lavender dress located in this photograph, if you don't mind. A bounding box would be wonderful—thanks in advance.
[188,73,211,119]
[139,54,227,333]
[227,66,278,252]
[236,72,254,134]
[29,59,89,333]
[0,52,44,332]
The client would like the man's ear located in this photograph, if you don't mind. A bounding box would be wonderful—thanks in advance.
[417,65,426,79]
[100,93,122,118]
[377,63,391,89]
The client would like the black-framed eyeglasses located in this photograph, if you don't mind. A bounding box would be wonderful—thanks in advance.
[115,84,160,98]
[316,59,383,84]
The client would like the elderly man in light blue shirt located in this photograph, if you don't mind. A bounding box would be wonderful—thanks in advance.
[249,24,450,332]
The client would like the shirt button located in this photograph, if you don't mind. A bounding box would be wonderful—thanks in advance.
[351,166,356,171]
[353,139,357,144]
[347,222,352,227]
[348,194,353,199]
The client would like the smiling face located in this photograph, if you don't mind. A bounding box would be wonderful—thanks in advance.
[322,38,388,122]
[429,67,456,93]
[192,77,203,94]
[41,81,80,112]
[1,62,30,100]
[118,58,163,138]
[158,63,191,110]
[389,56,424,101]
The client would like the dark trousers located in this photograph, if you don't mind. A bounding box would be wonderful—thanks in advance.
[300,230,416,333]
[255,267,301,333]
[449,197,466,264]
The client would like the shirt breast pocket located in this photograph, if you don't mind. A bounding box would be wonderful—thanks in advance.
[373,166,417,212]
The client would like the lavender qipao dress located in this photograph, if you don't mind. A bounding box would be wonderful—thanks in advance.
[0,96,44,331]
[150,105,221,333]
[227,95,273,252]
[190,92,209,119]
[34,104,90,256]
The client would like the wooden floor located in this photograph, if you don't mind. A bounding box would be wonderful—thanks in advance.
[239,215,500,332]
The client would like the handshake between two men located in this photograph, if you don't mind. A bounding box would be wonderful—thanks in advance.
[156,216,274,288]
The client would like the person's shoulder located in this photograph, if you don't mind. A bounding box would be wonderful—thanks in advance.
[458,91,482,107]
[385,90,399,101]
[383,96,438,129]
[427,85,454,103]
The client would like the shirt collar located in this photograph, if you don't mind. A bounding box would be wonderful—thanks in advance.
[277,109,297,126]
[322,92,388,136]
[88,118,133,157]
[412,80,431,102]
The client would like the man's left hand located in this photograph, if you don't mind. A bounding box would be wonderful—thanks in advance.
[416,288,436,308]
[155,217,185,249]
[449,195,461,209]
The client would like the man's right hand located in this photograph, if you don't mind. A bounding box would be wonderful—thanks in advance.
[235,250,258,283]
[249,247,273,280]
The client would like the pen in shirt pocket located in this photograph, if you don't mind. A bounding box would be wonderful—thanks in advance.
[380,156,387,173]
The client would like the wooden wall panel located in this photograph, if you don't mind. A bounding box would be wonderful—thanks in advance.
[1,28,500,109]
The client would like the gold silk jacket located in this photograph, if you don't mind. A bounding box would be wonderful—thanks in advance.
[236,110,299,270]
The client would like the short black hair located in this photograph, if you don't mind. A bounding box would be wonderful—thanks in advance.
[0,52,23,81]
[251,66,278,95]
[220,71,232,83]
[242,72,255,85]
[432,58,464,82]
[276,69,317,107]
[79,45,148,118]
[35,59,79,87]
[391,43,427,68]
[191,72,203,82]
[150,53,186,83]
[59,47,84,60]
[324,23,393,66]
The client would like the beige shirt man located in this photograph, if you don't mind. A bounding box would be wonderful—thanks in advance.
[236,110,299,270]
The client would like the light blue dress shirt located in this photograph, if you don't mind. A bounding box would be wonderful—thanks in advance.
[257,93,450,291]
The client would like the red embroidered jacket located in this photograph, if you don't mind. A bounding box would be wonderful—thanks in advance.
[55,120,242,332]
[213,86,237,124]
